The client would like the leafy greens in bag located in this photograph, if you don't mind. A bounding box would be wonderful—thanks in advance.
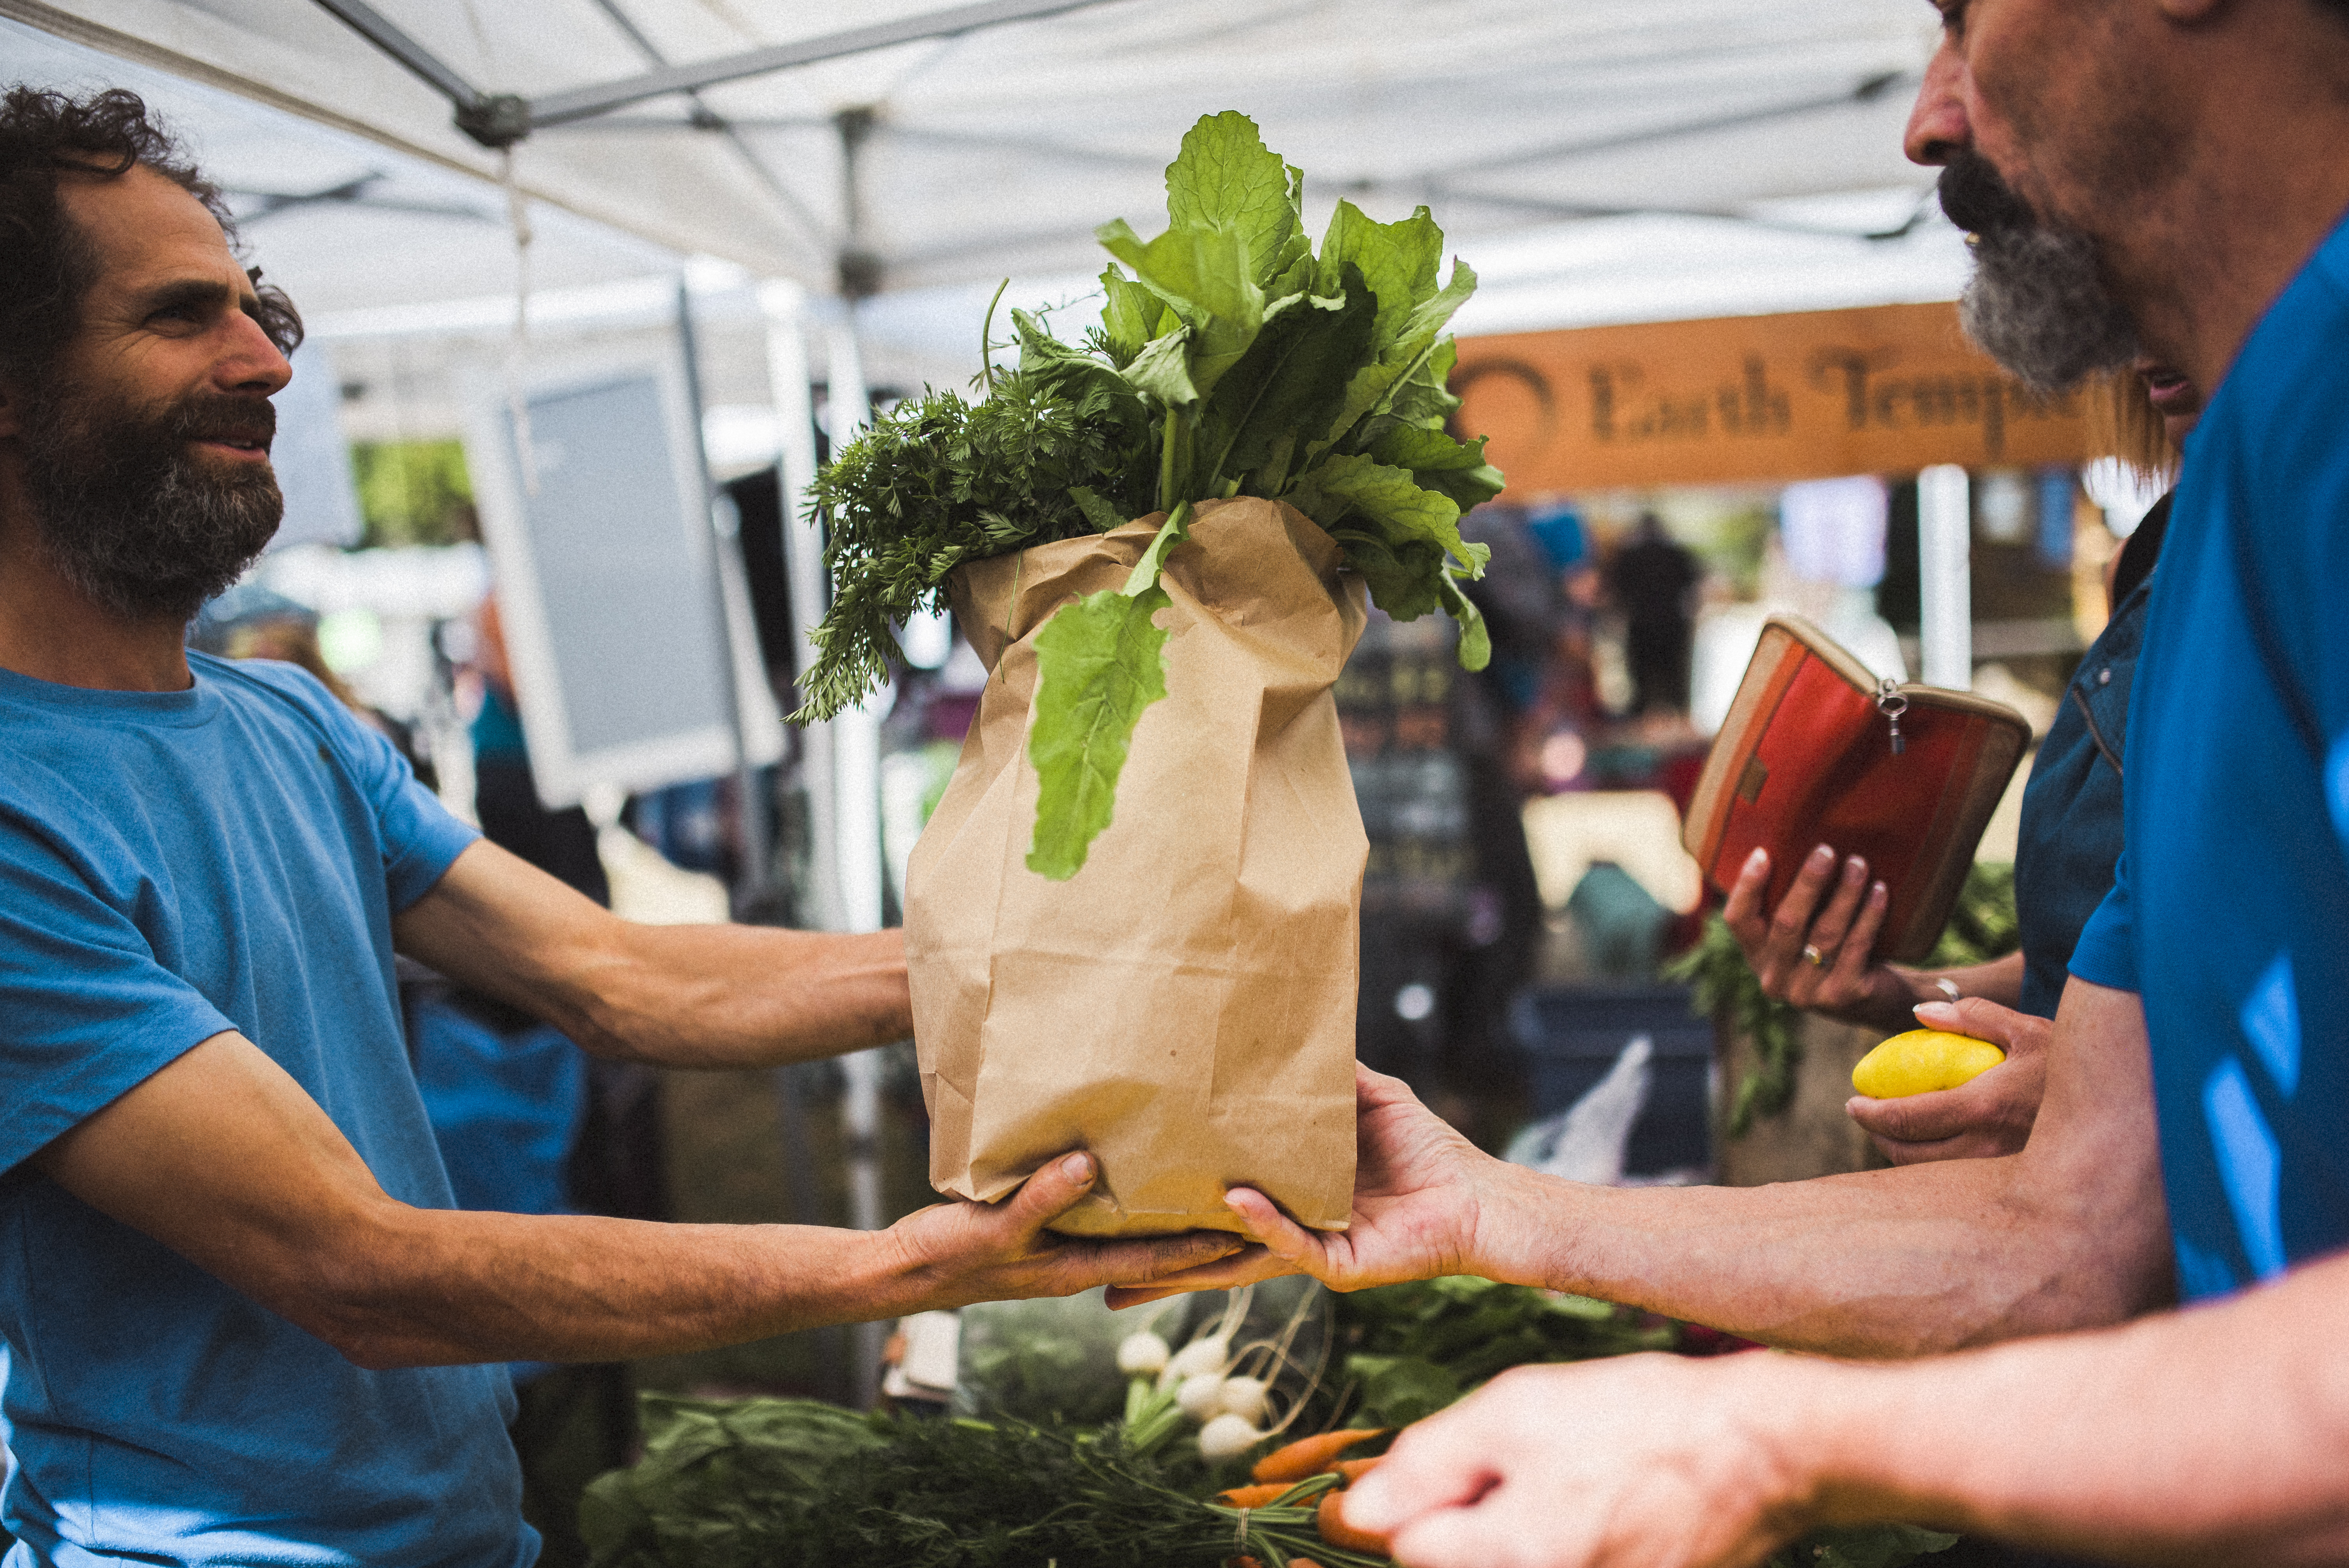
[797,111,1502,877]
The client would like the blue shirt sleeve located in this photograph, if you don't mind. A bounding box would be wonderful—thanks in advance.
[0,824,238,1174]
[237,659,479,911]
[2067,848,2139,994]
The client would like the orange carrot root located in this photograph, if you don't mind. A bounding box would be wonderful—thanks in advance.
[1326,1456,1385,1482]
[1214,1482,1298,1509]
[1316,1489,1393,1554]
[1251,1427,1388,1484]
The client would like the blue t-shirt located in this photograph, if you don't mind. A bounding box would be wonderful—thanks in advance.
[2069,211,2349,1302]
[0,653,534,1567]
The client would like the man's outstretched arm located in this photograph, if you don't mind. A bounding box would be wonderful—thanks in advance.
[1345,1248,2349,1568]
[1135,980,2172,1358]
[35,1030,1237,1369]
[392,839,909,1069]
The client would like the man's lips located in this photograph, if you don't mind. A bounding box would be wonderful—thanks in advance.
[2139,368,2196,415]
[191,433,273,458]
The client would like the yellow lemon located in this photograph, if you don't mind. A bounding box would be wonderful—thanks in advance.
[1851,1029,2006,1099]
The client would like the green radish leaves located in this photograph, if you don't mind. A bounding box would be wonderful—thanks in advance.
[1026,501,1193,880]
[1025,586,1171,881]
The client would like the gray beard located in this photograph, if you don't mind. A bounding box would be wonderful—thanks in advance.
[1958,219,2140,394]
[19,389,283,623]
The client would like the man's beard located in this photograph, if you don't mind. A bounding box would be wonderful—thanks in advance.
[18,382,283,622]
[1941,148,2139,394]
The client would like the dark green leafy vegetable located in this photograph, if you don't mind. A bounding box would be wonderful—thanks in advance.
[797,110,1504,877]
[582,1397,1382,1568]
[1768,1523,1961,1568]
[1330,1275,1679,1427]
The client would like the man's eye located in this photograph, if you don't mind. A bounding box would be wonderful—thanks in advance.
[1937,0,1969,36]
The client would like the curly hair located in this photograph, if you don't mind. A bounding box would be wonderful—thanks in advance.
[0,85,301,384]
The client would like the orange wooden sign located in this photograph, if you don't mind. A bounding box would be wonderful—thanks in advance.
[1451,302,2090,493]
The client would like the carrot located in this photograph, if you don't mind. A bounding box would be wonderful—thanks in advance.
[1214,1482,1299,1509]
[1316,1489,1393,1554]
[1251,1427,1387,1484]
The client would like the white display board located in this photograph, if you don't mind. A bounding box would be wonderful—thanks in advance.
[464,349,782,810]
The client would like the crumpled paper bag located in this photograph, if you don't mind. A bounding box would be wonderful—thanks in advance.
[907,496,1367,1236]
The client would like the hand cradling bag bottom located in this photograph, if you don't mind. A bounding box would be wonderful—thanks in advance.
[906,497,1367,1237]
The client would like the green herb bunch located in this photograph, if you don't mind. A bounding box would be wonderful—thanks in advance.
[795,331,1157,723]
[1664,913,1808,1137]
[797,110,1505,879]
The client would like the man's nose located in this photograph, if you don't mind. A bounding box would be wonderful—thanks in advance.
[216,309,293,397]
[1903,37,1970,166]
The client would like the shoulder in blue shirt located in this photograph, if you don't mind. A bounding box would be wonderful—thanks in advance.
[2069,211,2349,1301]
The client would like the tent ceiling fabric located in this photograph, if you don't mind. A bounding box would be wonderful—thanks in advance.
[7,0,1949,303]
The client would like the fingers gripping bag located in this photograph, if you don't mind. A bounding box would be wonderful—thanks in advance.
[910,499,1368,1235]
[789,112,1502,1238]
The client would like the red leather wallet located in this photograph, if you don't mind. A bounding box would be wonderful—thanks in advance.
[1682,616,2032,964]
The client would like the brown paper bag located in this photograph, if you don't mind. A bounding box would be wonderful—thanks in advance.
[907,496,1368,1237]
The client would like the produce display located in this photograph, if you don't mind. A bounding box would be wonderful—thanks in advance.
[1851,1029,2007,1098]
[583,1281,1960,1568]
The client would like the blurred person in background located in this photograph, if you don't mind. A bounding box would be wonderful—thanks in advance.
[1727,365,2197,1165]
[465,594,607,905]
[0,85,1237,1568]
[1605,510,1703,717]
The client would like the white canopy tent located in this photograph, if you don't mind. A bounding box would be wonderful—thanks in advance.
[2,0,1967,337]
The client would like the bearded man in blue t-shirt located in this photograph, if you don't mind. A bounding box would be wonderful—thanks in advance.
[1109,3,2349,1563]
[0,88,1239,1568]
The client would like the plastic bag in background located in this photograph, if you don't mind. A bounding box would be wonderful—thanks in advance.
[908,498,1366,1236]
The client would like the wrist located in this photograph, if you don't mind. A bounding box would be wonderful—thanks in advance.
[1741,1354,1890,1541]
[1484,1159,1609,1292]
[1760,1355,1958,1536]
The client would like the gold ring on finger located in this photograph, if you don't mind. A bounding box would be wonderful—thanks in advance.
[1802,944,1827,967]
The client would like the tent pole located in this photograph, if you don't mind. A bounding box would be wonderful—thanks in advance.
[759,281,864,1395]
[816,304,889,1409]
[675,277,775,911]
[1918,464,1974,689]
[529,0,1126,128]
[760,283,844,933]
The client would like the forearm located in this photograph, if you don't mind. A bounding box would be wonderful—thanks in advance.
[1827,952,2026,1033]
[1793,1254,2349,1563]
[313,1205,925,1368]
[1475,1159,2121,1355]
[1469,981,2169,1355]
[554,923,910,1067]
[396,843,911,1067]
